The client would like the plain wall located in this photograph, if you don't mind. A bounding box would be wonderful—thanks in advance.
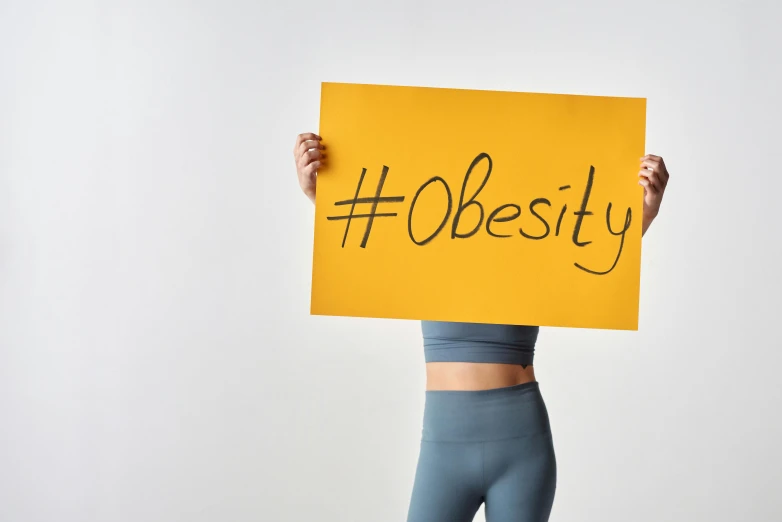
[1,1,781,521]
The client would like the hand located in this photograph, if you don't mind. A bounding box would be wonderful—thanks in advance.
[293,132,326,205]
[638,154,669,235]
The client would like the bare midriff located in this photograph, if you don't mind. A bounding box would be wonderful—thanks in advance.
[425,362,537,391]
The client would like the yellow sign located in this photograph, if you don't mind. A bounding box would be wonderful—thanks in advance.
[312,82,646,330]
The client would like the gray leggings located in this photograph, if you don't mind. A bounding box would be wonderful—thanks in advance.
[407,381,557,522]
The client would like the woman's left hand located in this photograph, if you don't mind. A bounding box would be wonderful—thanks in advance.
[638,154,670,234]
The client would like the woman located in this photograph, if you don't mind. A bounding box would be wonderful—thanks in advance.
[293,132,669,522]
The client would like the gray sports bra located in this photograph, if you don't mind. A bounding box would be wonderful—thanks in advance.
[421,320,539,367]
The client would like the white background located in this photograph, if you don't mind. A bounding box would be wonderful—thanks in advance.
[2,1,781,521]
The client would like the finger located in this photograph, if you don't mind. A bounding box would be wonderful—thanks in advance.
[641,156,668,172]
[295,132,321,147]
[304,149,325,162]
[640,160,668,189]
[294,133,322,153]
[638,177,658,194]
[641,155,669,186]
[293,140,326,158]
[297,149,325,169]
[297,139,325,159]
[301,160,322,178]
[640,158,661,172]
[638,169,661,192]
[646,162,669,188]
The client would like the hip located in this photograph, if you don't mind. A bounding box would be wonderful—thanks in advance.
[421,380,551,442]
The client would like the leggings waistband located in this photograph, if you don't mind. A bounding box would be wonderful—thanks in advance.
[421,381,551,442]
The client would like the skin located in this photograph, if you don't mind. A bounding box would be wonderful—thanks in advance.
[294,132,670,391]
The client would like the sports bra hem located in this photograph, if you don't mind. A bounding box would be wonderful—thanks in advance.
[424,347,534,365]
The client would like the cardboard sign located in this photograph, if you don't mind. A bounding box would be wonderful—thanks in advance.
[312,82,646,330]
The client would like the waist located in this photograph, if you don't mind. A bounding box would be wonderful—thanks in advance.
[426,361,536,391]
[422,381,550,442]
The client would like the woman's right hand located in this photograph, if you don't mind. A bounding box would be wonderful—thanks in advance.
[293,132,326,205]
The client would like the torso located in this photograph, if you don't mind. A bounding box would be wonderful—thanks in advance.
[426,362,536,391]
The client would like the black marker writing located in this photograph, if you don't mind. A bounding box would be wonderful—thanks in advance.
[408,176,453,246]
[326,165,405,248]
[555,185,570,236]
[572,165,595,247]
[452,152,493,239]
[574,202,631,275]
[519,198,552,240]
[329,153,634,275]
[486,204,521,238]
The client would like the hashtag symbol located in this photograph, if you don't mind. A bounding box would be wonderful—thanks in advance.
[326,165,405,248]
